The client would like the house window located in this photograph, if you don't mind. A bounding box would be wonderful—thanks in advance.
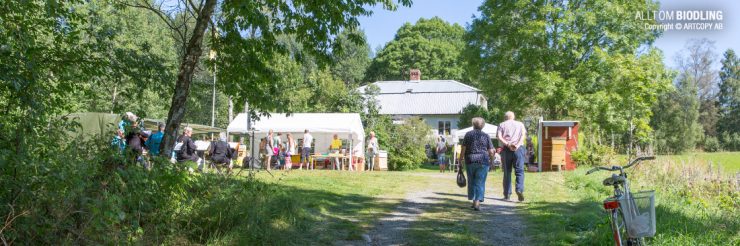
[438,121,451,135]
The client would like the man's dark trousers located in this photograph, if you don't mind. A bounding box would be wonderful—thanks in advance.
[502,146,525,197]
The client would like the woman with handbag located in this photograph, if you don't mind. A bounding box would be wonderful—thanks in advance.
[458,117,495,211]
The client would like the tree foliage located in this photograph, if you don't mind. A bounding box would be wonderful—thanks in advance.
[718,49,740,150]
[465,0,672,147]
[73,0,177,119]
[331,29,372,86]
[651,73,703,154]
[457,104,497,129]
[210,0,409,119]
[385,117,431,170]
[675,39,720,140]
[365,17,466,82]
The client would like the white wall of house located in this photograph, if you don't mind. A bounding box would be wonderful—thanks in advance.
[389,114,460,136]
[421,115,460,135]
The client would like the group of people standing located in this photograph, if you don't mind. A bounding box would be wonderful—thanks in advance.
[260,130,298,171]
[459,111,527,211]
[258,129,380,171]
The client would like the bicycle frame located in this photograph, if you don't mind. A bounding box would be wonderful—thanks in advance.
[589,156,654,246]
[603,168,630,246]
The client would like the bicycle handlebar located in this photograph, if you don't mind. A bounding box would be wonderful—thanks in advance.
[623,156,655,169]
[586,156,655,175]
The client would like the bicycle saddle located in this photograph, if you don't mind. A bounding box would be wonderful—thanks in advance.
[603,174,626,186]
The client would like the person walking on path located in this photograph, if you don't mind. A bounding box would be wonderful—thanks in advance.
[300,129,313,170]
[366,131,379,171]
[459,117,495,211]
[497,111,527,202]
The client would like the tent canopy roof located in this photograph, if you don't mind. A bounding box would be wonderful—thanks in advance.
[228,112,364,137]
[453,123,498,143]
[66,112,224,137]
[141,119,223,135]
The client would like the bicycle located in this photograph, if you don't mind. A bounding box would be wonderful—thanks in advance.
[586,156,656,246]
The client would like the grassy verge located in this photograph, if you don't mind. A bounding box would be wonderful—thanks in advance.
[521,159,739,245]
[241,169,432,244]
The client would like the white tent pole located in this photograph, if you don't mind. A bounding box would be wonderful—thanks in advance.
[453,144,457,169]
[349,133,353,171]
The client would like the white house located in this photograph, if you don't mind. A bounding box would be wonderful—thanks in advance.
[359,75,487,136]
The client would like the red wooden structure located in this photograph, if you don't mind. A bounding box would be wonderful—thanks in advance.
[537,120,579,171]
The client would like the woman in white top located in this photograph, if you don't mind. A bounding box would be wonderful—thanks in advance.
[284,133,296,170]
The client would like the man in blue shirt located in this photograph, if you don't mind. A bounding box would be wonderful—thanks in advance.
[111,129,126,154]
[146,123,165,156]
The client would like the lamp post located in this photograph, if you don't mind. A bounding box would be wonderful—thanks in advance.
[247,110,254,170]
[209,50,217,128]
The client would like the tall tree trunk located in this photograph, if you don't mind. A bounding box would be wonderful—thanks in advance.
[161,0,218,156]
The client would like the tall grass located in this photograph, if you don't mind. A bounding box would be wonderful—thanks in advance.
[522,158,739,245]
[628,158,739,245]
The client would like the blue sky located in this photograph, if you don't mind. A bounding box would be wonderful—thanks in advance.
[358,0,739,69]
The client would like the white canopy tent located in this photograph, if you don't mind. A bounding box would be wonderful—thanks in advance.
[450,123,499,169]
[452,123,499,143]
[227,113,365,167]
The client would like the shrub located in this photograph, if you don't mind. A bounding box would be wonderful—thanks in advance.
[703,136,722,152]
[720,132,740,151]
[571,143,616,167]
[386,117,431,170]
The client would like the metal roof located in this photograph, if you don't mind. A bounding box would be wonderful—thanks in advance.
[358,80,480,94]
[541,121,579,127]
[372,92,482,115]
[359,80,484,115]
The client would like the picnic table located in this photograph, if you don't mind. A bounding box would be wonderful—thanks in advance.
[310,153,351,170]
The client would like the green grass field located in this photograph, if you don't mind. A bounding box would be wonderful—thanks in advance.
[662,151,740,173]
[205,153,739,244]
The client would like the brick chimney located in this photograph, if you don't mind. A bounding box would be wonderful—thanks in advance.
[409,69,421,81]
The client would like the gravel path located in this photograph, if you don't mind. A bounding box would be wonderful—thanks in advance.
[337,173,530,246]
